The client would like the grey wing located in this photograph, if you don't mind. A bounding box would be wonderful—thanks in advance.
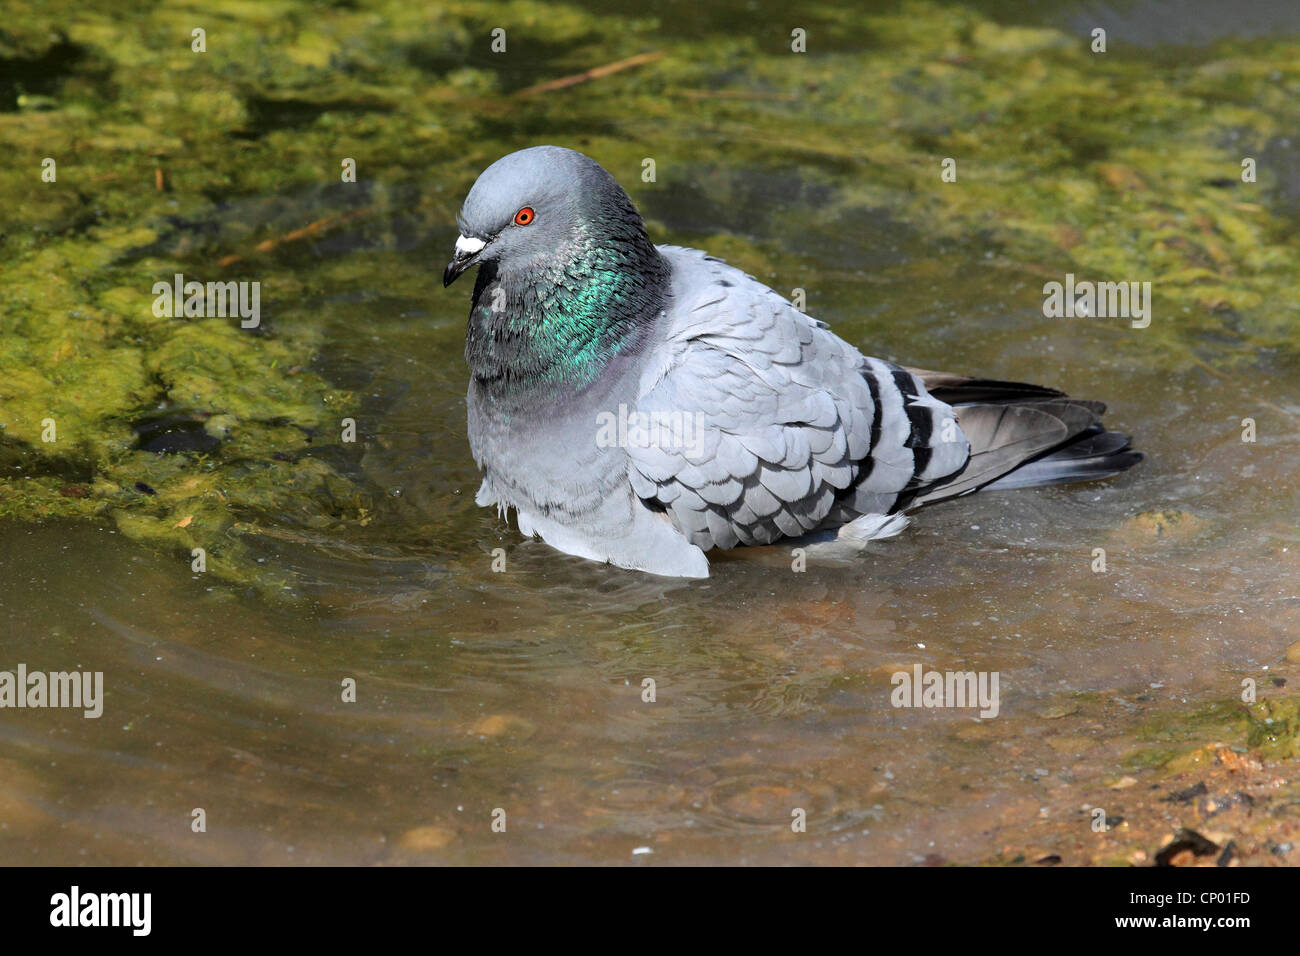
[626,248,971,552]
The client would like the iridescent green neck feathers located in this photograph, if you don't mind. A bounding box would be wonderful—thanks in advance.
[465,234,668,396]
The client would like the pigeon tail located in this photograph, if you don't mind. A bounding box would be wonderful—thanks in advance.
[906,372,1142,506]
[978,427,1143,491]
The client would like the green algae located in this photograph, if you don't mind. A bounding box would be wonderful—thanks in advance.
[2,0,1299,592]
[1244,696,1300,761]
[1124,694,1300,770]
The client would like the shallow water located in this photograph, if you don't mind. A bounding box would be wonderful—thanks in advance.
[2,0,1300,865]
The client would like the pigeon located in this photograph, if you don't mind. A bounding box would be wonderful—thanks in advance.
[443,146,1141,578]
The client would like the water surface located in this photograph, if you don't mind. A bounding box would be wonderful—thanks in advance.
[2,0,1299,865]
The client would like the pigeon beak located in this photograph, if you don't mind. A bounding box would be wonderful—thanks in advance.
[443,234,487,287]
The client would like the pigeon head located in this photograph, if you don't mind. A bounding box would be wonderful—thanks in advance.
[446,146,591,286]
[446,146,669,392]
[444,145,656,286]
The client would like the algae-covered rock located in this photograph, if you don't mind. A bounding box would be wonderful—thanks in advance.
[1126,693,1300,770]
[1244,697,1300,760]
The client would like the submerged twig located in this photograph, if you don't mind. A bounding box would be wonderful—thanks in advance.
[514,51,663,97]
[680,89,798,101]
[216,206,374,267]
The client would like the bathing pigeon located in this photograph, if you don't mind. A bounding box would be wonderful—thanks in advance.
[443,146,1141,578]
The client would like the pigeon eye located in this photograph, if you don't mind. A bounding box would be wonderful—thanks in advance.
[513,206,535,226]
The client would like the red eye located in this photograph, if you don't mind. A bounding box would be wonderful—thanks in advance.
[514,206,535,226]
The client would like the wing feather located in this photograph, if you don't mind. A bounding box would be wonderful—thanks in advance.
[625,247,970,551]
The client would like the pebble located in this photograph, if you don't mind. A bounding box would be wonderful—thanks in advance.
[470,714,537,741]
[397,825,456,852]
